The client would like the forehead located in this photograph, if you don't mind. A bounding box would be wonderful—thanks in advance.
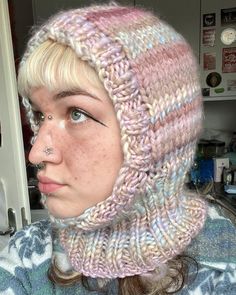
[29,81,111,113]
[30,86,101,103]
[26,54,110,108]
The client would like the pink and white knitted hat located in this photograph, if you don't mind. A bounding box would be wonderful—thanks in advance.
[21,4,207,278]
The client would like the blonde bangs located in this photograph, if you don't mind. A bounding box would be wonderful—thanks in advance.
[18,39,101,98]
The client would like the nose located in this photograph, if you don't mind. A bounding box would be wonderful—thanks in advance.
[28,123,62,165]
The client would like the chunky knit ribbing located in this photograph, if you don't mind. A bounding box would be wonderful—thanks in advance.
[21,5,207,278]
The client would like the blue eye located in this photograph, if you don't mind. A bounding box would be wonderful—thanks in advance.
[70,108,87,123]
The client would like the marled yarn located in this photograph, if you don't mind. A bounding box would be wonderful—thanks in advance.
[21,5,207,278]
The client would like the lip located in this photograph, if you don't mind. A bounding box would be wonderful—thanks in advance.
[37,175,65,194]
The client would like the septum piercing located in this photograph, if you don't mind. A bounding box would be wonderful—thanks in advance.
[43,147,54,156]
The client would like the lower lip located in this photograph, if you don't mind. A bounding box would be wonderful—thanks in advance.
[38,182,65,194]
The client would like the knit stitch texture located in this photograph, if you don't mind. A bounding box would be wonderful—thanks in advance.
[20,4,207,278]
[1,208,236,294]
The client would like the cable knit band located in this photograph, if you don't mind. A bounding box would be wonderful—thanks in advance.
[20,4,207,278]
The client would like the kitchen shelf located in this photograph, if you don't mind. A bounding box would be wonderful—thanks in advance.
[203,96,236,102]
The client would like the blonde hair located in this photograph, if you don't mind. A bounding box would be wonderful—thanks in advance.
[18,39,102,99]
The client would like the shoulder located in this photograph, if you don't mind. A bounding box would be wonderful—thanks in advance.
[0,220,53,294]
[1,219,52,269]
[187,205,236,267]
[178,263,236,295]
[12,219,52,243]
[12,219,51,240]
[10,219,52,256]
[181,205,236,294]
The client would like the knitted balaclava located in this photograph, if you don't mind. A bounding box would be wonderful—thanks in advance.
[21,4,207,278]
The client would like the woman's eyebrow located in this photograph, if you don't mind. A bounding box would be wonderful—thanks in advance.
[53,89,101,101]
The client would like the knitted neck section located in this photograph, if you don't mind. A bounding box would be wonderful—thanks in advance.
[21,5,207,278]
[53,190,206,278]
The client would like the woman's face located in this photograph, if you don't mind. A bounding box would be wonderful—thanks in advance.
[28,78,123,218]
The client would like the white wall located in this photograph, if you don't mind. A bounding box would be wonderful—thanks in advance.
[201,0,236,144]
[200,0,236,99]
[32,0,134,24]
[203,100,236,145]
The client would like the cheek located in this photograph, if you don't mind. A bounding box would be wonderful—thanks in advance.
[64,134,122,179]
[65,143,91,178]
[63,135,105,171]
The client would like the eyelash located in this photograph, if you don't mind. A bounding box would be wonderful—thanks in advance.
[69,108,106,126]
[69,107,89,125]
[32,108,106,127]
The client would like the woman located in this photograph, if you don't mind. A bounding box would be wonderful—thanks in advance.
[1,3,236,294]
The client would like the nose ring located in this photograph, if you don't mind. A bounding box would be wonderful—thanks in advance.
[43,147,53,156]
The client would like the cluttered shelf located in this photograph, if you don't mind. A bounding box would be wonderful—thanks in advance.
[187,133,236,221]
[189,133,236,185]
[203,96,236,102]
[196,182,236,224]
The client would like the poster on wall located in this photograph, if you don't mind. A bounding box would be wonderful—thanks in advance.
[206,72,222,88]
[200,4,236,97]
[221,7,236,25]
[222,47,236,73]
[203,52,216,70]
[202,29,216,46]
[203,13,216,27]
[221,28,236,45]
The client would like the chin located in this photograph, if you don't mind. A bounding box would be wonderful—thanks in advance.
[46,202,83,219]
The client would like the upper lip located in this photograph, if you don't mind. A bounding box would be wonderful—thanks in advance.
[37,175,62,185]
